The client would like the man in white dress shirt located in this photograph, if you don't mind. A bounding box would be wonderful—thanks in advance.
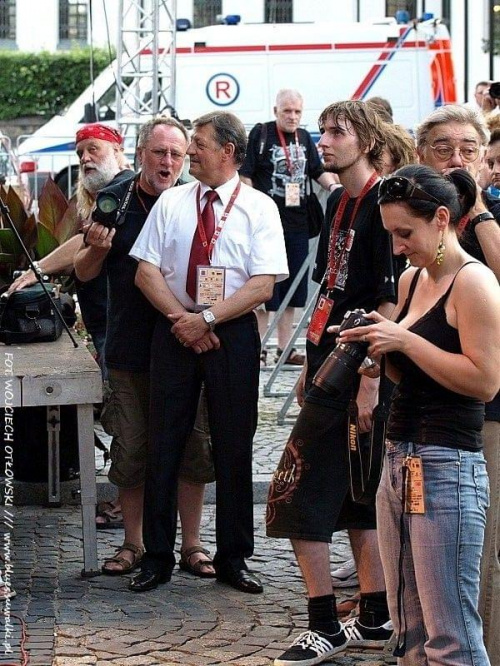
[129,111,288,594]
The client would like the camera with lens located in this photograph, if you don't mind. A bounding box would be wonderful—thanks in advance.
[91,190,121,228]
[312,308,373,396]
[489,82,500,99]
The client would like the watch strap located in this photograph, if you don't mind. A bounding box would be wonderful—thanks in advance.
[470,212,495,229]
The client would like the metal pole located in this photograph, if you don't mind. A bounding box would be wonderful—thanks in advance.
[490,0,495,81]
[464,0,469,102]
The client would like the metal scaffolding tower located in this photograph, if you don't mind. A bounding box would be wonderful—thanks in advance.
[116,0,177,138]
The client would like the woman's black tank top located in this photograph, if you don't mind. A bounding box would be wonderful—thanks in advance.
[387,262,484,450]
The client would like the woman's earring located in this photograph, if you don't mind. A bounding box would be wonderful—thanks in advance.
[436,234,446,266]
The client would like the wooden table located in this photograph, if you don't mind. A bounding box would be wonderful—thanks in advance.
[1,335,102,577]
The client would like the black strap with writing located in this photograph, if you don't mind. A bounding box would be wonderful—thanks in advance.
[347,356,389,505]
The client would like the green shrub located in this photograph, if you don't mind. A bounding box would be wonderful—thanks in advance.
[0,48,113,121]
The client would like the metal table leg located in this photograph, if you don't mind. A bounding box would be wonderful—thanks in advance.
[76,403,100,577]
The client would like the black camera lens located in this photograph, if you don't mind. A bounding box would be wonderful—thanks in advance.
[92,191,120,227]
[312,309,372,396]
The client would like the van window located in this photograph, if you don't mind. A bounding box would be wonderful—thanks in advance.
[265,0,292,23]
[77,77,134,123]
[193,0,221,28]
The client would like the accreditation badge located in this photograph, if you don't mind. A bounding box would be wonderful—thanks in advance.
[285,182,301,207]
[306,294,334,346]
[403,455,426,514]
[195,266,226,311]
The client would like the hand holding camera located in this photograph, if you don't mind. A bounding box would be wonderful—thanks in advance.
[83,219,116,251]
[313,309,374,396]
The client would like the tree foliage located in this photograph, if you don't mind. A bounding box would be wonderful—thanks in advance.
[0,48,113,121]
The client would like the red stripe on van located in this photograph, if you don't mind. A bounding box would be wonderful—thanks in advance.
[335,42,387,49]
[143,41,429,57]
[268,43,331,51]
[193,44,266,52]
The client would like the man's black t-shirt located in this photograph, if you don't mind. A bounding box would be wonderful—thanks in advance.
[306,184,397,406]
[75,169,135,338]
[239,121,324,232]
[100,175,161,372]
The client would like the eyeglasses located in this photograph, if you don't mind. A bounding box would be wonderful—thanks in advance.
[378,176,442,206]
[147,148,186,162]
[429,144,480,163]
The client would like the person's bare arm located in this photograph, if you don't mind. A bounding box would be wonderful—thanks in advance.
[354,300,396,432]
[8,235,83,293]
[472,218,500,281]
[135,259,187,319]
[316,172,340,192]
[74,222,115,282]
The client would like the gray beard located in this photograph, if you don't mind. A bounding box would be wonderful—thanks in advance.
[80,158,120,194]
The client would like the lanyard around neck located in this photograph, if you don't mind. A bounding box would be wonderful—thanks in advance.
[326,172,379,291]
[195,181,241,261]
[276,126,300,177]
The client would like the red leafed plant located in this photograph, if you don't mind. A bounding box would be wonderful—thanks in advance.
[0,177,79,287]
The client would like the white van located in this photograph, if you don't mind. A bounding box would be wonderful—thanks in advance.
[17,17,457,194]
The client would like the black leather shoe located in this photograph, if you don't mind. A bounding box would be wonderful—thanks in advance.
[129,568,170,593]
[217,569,263,594]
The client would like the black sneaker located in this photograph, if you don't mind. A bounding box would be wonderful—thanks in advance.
[344,617,393,649]
[274,627,348,666]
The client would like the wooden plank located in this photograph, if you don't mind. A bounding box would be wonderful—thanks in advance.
[2,336,100,378]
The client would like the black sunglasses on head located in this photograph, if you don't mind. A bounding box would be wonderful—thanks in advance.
[378,176,442,206]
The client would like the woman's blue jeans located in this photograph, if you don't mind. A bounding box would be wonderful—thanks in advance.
[377,441,490,666]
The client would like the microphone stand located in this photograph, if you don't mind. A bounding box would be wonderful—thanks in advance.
[0,192,78,348]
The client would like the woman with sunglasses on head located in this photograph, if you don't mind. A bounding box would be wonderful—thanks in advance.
[338,164,500,666]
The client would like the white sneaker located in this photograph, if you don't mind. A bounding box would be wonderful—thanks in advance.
[331,558,358,588]
[274,627,348,666]
[344,616,394,649]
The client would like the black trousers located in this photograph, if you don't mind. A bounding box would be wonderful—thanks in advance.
[142,312,261,575]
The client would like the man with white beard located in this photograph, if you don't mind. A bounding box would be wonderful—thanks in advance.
[8,123,131,359]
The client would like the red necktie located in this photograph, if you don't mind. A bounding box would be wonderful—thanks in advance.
[186,190,219,300]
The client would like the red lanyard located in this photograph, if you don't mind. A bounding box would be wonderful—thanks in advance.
[277,126,300,178]
[195,181,241,261]
[326,172,379,291]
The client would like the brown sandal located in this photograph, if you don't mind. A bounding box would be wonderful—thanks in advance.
[96,501,124,530]
[101,542,144,576]
[179,546,216,578]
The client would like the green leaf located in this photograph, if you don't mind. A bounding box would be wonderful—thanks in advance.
[0,228,20,255]
[35,223,58,258]
[0,252,16,264]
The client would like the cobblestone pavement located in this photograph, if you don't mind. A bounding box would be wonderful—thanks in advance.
[2,356,396,666]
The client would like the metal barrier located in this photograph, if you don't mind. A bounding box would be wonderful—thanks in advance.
[261,235,319,399]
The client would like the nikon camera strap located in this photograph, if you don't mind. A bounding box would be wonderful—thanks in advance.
[347,356,389,505]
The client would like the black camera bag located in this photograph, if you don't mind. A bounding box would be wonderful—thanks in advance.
[0,284,63,345]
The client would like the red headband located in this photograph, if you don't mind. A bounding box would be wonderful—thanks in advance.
[75,123,123,146]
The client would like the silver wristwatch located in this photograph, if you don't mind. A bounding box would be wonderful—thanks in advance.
[202,309,216,332]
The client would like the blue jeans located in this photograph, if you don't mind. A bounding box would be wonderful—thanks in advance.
[377,441,490,666]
